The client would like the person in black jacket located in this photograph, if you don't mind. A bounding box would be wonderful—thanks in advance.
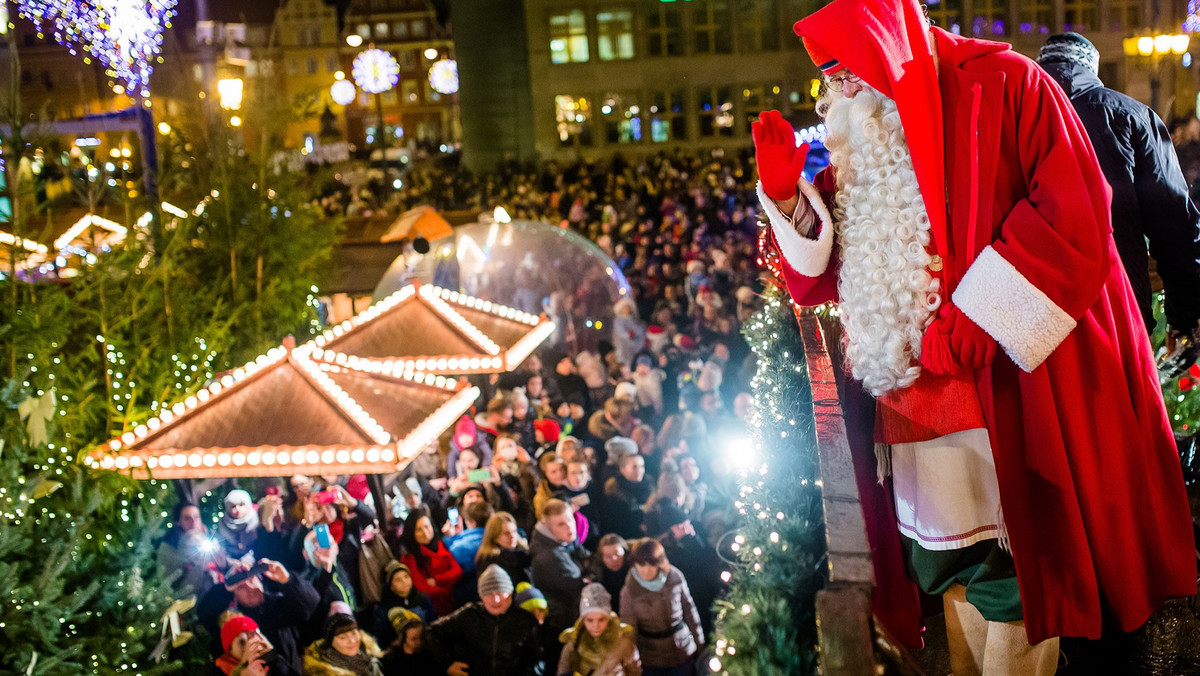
[530,499,591,666]
[428,565,543,676]
[1037,33,1200,349]
[197,558,320,676]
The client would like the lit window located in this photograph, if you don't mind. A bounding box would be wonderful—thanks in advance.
[1017,0,1051,35]
[600,93,641,143]
[411,20,427,37]
[356,24,370,39]
[393,22,409,38]
[926,0,963,34]
[742,84,782,133]
[650,90,687,142]
[1109,0,1140,30]
[376,22,389,39]
[596,10,634,60]
[971,0,1006,36]
[699,86,735,137]
[549,10,589,64]
[555,94,593,146]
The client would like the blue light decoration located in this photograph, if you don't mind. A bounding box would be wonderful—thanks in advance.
[352,48,400,95]
[428,59,459,95]
[16,0,177,97]
[1186,0,1200,33]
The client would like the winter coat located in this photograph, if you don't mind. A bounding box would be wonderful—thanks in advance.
[557,614,642,676]
[197,574,320,675]
[401,542,463,616]
[530,525,591,632]
[446,527,486,574]
[476,546,533,586]
[357,531,396,607]
[663,535,726,639]
[428,602,544,676]
[1041,59,1200,333]
[302,634,384,676]
[618,566,702,668]
[780,8,1196,643]
[372,588,437,647]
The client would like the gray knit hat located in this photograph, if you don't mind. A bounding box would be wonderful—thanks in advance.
[477,564,514,598]
[605,436,638,461]
[1037,32,1100,74]
[579,583,612,618]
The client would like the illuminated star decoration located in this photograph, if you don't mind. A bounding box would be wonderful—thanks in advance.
[352,48,400,95]
[15,0,178,96]
[428,58,459,95]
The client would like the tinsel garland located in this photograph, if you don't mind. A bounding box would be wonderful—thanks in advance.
[711,282,827,675]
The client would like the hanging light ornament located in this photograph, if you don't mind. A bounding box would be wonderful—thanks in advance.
[352,48,400,95]
[330,79,357,106]
[428,58,459,95]
[16,0,178,96]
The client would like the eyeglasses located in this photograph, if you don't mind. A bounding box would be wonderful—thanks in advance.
[824,72,862,94]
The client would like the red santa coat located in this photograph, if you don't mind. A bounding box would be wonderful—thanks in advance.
[768,5,1196,643]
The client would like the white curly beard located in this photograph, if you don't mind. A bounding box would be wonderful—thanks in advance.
[822,86,942,396]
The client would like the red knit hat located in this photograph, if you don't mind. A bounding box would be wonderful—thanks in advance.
[454,415,477,449]
[533,418,561,443]
[802,36,841,74]
[221,614,259,653]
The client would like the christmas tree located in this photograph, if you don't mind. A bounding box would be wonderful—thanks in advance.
[711,283,827,674]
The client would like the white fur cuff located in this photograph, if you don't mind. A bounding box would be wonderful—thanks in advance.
[952,246,1076,372]
[756,180,834,278]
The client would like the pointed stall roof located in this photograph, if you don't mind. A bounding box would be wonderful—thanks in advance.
[86,344,479,479]
[308,281,556,375]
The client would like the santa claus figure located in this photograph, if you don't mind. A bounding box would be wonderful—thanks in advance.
[755,0,1196,673]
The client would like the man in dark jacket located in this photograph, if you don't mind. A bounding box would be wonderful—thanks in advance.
[530,499,591,663]
[429,565,543,676]
[1038,33,1200,349]
[197,559,320,675]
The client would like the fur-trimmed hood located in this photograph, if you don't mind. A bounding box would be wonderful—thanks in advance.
[303,633,383,676]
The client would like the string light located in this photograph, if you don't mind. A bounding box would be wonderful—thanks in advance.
[15,0,177,95]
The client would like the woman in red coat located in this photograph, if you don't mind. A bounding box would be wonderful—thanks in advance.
[400,507,463,616]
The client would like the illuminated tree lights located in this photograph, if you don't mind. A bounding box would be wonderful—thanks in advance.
[352,48,400,95]
[16,0,178,95]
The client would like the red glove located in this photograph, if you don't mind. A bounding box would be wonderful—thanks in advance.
[752,110,809,202]
[945,303,997,370]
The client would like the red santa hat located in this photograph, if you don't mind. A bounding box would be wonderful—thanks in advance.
[793,0,957,270]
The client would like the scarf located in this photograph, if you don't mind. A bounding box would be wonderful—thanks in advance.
[321,643,377,674]
[217,509,259,555]
[633,570,667,592]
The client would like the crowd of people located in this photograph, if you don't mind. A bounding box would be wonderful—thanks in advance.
[158,149,769,676]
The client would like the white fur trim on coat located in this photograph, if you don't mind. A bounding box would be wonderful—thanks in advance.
[951,245,1076,372]
[756,179,834,278]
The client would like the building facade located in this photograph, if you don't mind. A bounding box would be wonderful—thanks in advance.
[340,0,459,153]
[487,0,1198,164]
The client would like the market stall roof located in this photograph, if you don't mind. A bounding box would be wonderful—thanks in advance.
[85,344,478,479]
[307,281,555,375]
[379,206,454,243]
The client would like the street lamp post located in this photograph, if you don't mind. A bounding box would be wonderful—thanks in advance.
[1124,33,1191,114]
[352,48,400,195]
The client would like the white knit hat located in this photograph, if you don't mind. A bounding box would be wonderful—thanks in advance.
[579,583,612,618]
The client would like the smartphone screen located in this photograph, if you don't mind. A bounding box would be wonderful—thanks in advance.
[447,507,460,525]
[314,523,332,549]
[467,468,492,483]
